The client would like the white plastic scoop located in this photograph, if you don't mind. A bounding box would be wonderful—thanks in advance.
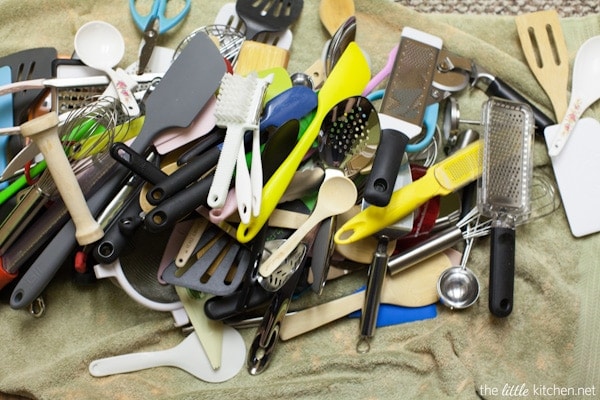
[548,35,600,156]
[74,21,140,116]
[88,325,245,382]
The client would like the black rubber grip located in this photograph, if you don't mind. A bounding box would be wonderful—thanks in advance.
[146,146,220,205]
[93,197,144,264]
[486,78,555,137]
[144,173,213,233]
[110,142,167,185]
[488,226,515,317]
[363,128,410,207]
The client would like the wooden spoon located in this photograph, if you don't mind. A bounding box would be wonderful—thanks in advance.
[258,172,357,277]
[279,249,459,341]
[319,0,356,36]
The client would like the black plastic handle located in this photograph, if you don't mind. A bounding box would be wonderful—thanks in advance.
[110,142,167,185]
[486,78,555,137]
[146,146,220,205]
[204,284,273,321]
[144,173,213,233]
[488,226,515,317]
[93,195,144,264]
[363,128,409,207]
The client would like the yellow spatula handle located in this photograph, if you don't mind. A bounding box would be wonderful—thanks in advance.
[335,140,483,244]
[236,42,371,243]
[335,171,443,245]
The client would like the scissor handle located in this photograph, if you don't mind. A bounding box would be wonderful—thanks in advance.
[129,0,191,34]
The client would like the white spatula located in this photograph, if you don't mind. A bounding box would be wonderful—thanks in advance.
[88,325,245,383]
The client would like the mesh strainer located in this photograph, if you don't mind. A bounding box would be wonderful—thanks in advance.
[477,97,534,317]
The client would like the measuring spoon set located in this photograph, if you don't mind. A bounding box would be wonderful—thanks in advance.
[0,2,579,384]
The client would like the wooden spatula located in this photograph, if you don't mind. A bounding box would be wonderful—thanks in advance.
[515,10,569,121]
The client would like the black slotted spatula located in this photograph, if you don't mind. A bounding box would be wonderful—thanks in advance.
[236,0,304,40]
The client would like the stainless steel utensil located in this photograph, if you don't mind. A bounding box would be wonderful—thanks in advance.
[478,97,535,317]
[437,220,481,309]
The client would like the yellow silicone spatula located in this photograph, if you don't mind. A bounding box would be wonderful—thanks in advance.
[236,42,370,243]
[334,139,483,245]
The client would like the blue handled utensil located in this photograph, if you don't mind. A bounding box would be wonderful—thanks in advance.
[129,0,191,34]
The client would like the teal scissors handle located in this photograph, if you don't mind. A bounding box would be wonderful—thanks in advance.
[129,0,191,34]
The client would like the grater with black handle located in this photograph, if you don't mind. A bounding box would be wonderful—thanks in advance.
[478,97,534,317]
[363,27,442,206]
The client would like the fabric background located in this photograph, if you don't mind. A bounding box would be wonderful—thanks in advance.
[0,1,599,399]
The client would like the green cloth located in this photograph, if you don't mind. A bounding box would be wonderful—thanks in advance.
[0,1,599,399]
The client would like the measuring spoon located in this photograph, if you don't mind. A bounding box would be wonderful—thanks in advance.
[548,35,600,156]
[74,21,140,116]
[437,234,480,309]
[89,325,245,382]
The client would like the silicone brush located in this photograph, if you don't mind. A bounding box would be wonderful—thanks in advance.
[335,139,483,245]
[207,72,271,224]
[236,42,370,243]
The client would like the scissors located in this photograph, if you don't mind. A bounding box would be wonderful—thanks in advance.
[130,0,191,74]
[129,0,191,34]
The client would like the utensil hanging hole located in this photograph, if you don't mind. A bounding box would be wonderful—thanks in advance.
[149,188,164,202]
[526,27,543,68]
[545,24,562,66]
[97,242,115,258]
[499,298,511,311]
[373,178,388,193]
[151,211,167,227]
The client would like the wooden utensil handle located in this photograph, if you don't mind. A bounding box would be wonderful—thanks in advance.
[20,113,103,245]
[279,291,365,341]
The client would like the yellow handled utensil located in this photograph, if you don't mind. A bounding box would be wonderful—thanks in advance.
[236,42,370,243]
[334,139,483,245]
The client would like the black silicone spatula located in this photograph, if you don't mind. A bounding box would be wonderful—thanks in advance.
[9,32,226,310]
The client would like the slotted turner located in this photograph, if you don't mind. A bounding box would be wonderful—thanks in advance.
[236,0,304,40]
[515,10,569,121]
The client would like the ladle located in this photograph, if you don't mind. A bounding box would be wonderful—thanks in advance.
[437,226,480,310]
[74,21,140,116]
[548,35,600,156]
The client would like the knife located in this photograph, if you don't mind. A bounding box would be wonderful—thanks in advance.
[363,27,442,207]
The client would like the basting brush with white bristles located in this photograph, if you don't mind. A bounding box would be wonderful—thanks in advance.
[207,72,271,224]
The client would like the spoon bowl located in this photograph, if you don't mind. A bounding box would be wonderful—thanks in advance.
[74,21,140,116]
[437,266,480,309]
